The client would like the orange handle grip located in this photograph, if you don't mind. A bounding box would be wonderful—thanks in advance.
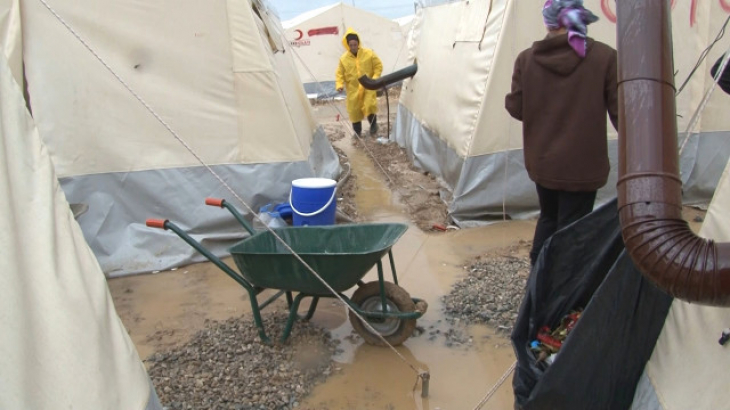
[205,198,225,207]
[146,219,168,229]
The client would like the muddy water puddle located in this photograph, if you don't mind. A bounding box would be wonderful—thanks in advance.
[108,133,535,409]
[342,135,402,218]
[300,226,528,410]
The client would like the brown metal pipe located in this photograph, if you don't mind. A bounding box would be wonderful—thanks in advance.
[617,1,730,306]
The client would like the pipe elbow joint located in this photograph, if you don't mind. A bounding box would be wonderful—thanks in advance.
[619,202,730,306]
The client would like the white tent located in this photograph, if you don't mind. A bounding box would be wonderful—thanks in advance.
[19,0,340,276]
[283,2,409,95]
[395,0,730,225]
[0,1,160,407]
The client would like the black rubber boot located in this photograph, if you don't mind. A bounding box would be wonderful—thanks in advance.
[353,121,362,137]
[368,114,378,136]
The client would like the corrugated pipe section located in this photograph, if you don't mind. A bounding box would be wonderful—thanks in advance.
[617,1,730,306]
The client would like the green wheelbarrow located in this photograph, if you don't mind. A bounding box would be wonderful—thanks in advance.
[146,198,428,346]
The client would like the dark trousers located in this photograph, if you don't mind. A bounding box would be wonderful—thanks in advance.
[352,114,376,136]
[530,184,597,265]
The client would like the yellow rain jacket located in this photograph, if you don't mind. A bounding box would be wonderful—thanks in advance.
[335,28,383,123]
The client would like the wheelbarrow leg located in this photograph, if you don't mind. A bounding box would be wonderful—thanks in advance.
[301,296,320,321]
[286,291,294,308]
[246,291,271,344]
[377,260,389,312]
[388,250,399,285]
[281,293,307,343]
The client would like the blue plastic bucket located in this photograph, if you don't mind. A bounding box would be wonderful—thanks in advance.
[289,178,337,226]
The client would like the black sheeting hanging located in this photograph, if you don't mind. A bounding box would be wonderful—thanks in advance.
[511,199,674,410]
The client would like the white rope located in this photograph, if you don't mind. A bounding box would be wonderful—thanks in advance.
[472,360,516,410]
[37,0,427,382]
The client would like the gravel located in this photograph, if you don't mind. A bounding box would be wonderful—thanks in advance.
[443,254,531,334]
[147,313,341,410]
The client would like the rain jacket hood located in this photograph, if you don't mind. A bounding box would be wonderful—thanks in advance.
[534,33,595,76]
[342,27,362,51]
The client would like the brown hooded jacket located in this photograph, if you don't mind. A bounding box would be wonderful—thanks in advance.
[505,33,618,192]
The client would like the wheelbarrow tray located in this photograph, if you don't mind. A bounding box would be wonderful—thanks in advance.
[228,223,408,295]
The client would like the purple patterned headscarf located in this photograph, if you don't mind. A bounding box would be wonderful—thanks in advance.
[543,0,599,57]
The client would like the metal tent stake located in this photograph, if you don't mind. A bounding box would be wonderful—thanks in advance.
[421,371,430,398]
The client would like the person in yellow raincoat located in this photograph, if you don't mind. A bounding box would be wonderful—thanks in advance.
[335,28,383,137]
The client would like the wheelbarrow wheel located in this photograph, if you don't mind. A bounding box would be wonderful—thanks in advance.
[349,281,417,346]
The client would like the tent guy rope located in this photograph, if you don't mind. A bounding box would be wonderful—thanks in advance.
[472,360,516,410]
[678,46,730,156]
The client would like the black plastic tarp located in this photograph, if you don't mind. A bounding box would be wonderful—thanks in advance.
[511,199,674,410]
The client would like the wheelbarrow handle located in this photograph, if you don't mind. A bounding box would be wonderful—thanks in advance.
[205,197,225,207]
[204,197,256,235]
[146,219,168,229]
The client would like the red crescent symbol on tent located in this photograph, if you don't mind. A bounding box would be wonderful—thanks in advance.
[294,29,303,40]
[600,0,617,23]
[722,0,730,13]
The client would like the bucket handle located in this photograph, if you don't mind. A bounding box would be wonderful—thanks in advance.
[289,187,337,218]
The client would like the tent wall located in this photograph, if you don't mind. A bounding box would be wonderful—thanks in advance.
[0,0,21,83]
[0,12,160,407]
[283,2,407,93]
[395,0,730,222]
[22,0,318,175]
[21,0,340,276]
[62,136,334,277]
[398,0,494,159]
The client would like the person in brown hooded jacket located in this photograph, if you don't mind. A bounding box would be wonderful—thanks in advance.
[505,0,618,266]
